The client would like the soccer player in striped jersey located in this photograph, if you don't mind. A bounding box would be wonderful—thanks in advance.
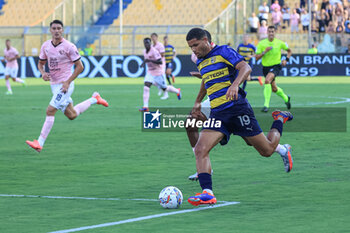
[236,34,263,90]
[186,28,294,206]
[163,36,176,85]
[25,20,109,153]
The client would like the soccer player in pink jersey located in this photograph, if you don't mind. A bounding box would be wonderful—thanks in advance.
[2,39,25,95]
[151,33,172,100]
[26,20,109,153]
[139,38,181,112]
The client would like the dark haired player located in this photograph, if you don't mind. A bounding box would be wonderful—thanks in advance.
[26,20,109,152]
[139,38,181,112]
[255,26,292,113]
[186,28,294,206]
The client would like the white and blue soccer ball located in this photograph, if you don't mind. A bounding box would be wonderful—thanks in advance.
[159,186,183,209]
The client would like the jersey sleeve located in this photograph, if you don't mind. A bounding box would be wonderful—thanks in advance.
[39,44,47,60]
[281,40,289,51]
[221,46,244,68]
[68,44,81,62]
[154,49,162,60]
[13,48,19,56]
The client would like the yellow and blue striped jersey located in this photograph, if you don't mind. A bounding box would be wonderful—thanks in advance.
[165,44,175,64]
[237,43,256,65]
[197,45,245,112]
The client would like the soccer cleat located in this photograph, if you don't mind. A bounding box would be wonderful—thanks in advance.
[272,110,293,123]
[172,75,176,83]
[92,92,109,107]
[5,90,13,95]
[285,96,291,109]
[139,107,149,112]
[261,106,269,112]
[188,191,217,206]
[26,140,42,153]
[280,144,293,172]
[188,172,198,181]
[160,95,169,100]
[258,76,263,86]
[177,88,182,100]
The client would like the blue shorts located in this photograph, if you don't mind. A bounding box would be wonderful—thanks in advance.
[166,63,173,69]
[203,99,262,145]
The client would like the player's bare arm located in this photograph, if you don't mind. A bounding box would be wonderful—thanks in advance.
[38,59,50,81]
[61,59,84,93]
[145,58,162,65]
[282,48,292,66]
[255,46,272,61]
[226,61,251,101]
[189,71,202,79]
[192,80,206,118]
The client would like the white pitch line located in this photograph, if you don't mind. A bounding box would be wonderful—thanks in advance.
[0,194,159,202]
[49,201,239,233]
[0,193,228,203]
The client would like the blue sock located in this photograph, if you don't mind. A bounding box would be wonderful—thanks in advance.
[271,120,283,136]
[198,173,212,191]
[242,80,247,90]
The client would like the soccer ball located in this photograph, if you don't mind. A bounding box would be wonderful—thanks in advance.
[159,186,183,209]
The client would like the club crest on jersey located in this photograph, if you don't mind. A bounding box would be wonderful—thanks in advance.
[59,50,65,55]
[211,57,216,63]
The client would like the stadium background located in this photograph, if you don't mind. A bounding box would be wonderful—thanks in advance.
[1,1,350,233]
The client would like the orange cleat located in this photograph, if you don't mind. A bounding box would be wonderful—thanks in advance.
[93,92,109,107]
[188,191,217,206]
[26,140,42,153]
[258,76,263,86]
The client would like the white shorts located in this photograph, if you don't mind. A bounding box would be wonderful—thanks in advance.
[49,81,74,112]
[291,25,299,32]
[4,67,18,78]
[144,73,167,89]
[201,98,211,119]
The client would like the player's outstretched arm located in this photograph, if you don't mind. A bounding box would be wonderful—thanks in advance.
[282,48,292,66]
[189,71,202,79]
[61,59,84,93]
[255,46,272,61]
[226,61,251,101]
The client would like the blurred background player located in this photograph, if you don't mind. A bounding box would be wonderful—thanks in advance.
[236,34,263,90]
[26,20,109,152]
[139,38,181,112]
[2,39,25,95]
[151,32,168,99]
[256,26,292,113]
[164,35,176,85]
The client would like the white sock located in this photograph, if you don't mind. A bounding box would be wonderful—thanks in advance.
[275,144,287,155]
[15,78,24,83]
[38,136,45,147]
[89,97,97,104]
[162,91,169,98]
[166,85,179,94]
[203,189,213,195]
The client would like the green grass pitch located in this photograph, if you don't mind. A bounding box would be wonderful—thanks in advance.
[0,77,350,233]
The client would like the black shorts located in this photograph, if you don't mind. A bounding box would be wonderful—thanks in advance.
[262,64,282,78]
